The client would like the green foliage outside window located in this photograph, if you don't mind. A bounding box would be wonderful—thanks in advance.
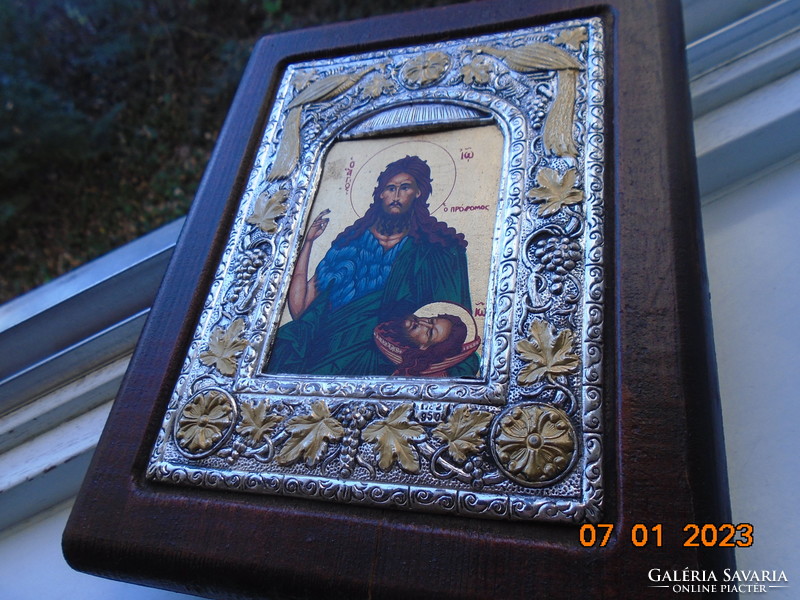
[0,0,463,302]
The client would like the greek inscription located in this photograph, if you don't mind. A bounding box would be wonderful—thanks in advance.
[344,158,356,193]
[447,204,490,212]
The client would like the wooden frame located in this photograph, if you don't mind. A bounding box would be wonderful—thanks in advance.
[63,1,734,598]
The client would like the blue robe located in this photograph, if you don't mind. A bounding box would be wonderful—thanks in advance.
[265,229,478,377]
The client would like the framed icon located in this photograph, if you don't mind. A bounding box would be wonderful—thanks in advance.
[145,18,606,522]
[64,1,733,598]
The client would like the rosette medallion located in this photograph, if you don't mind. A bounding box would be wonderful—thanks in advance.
[490,403,576,486]
[174,388,237,458]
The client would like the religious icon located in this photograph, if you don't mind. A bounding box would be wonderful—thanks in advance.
[146,17,607,524]
[265,127,502,378]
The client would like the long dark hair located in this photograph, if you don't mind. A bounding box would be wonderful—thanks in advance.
[333,155,467,249]
[385,313,468,375]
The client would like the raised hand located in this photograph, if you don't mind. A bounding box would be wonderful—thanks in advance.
[289,209,330,319]
[307,209,330,241]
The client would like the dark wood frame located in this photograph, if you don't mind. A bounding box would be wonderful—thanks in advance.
[63,1,734,598]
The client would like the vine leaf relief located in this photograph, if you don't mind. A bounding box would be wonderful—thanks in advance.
[291,69,315,91]
[246,189,289,233]
[237,401,283,446]
[459,55,494,85]
[432,406,493,462]
[276,400,345,467]
[526,167,584,217]
[199,318,248,376]
[516,319,579,385]
[363,403,426,473]
[362,74,396,99]
[555,27,588,50]
[143,15,609,523]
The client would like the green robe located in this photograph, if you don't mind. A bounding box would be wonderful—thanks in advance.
[265,235,479,377]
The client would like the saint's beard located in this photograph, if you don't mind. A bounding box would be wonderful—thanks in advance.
[375,207,412,235]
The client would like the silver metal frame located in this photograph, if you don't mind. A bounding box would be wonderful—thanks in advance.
[147,17,606,523]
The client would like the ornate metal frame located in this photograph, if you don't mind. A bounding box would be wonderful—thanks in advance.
[147,17,606,524]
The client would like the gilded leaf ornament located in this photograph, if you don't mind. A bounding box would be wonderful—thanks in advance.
[432,406,493,462]
[246,189,289,233]
[362,404,426,473]
[493,404,575,484]
[362,74,396,99]
[516,319,579,385]
[285,66,379,110]
[275,401,344,467]
[459,55,493,85]
[555,27,588,50]
[199,318,248,376]
[268,66,379,180]
[527,167,583,216]
[291,69,315,91]
[176,390,235,454]
[544,68,578,156]
[237,401,283,446]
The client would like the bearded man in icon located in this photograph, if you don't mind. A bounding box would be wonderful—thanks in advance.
[266,155,478,377]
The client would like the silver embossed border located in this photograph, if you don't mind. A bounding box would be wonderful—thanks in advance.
[147,18,605,524]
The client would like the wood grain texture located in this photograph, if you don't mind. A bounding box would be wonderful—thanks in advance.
[63,1,735,597]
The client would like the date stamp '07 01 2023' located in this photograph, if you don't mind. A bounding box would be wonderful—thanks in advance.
[579,523,754,548]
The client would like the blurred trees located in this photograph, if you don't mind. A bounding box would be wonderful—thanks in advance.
[0,0,464,301]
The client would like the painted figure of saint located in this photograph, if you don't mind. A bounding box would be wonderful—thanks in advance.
[265,155,478,377]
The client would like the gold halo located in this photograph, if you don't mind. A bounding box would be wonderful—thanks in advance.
[414,301,477,342]
[349,140,457,217]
